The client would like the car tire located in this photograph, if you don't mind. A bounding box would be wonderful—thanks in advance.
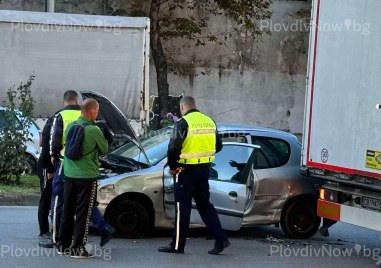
[21,155,36,175]
[109,200,152,238]
[280,196,321,239]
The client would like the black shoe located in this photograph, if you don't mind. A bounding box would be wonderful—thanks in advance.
[158,244,184,254]
[38,232,52,241]
[39,240,54,248]
[100,226,115,247]
[70,246,94,259]
[319,227,330,237]
[208,240,230,255]
[55,245,71,256]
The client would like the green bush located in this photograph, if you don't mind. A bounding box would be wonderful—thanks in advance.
[0,75,35,184]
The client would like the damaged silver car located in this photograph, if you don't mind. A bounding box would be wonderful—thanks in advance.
[85,91,322,239]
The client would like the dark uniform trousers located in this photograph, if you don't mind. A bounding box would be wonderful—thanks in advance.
[51,161,65,243]
[170,163,228,251]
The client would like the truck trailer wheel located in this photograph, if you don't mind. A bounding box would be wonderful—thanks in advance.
[108,200,152,238]
[281,196,321,239]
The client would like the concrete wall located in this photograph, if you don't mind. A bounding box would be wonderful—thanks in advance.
[0,0,311,136]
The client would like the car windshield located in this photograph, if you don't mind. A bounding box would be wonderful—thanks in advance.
[109,127,173,165]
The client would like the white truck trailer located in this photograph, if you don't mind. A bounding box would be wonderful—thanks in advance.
[0,10,150,126]
[301,0,381,230]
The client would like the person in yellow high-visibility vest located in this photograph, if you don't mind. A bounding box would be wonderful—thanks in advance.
[49,90,81,245]
[158,96,230,255]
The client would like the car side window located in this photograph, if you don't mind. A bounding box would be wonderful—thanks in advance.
[251,136,290,169]
[254,149,271,169]
[210,144,254,184]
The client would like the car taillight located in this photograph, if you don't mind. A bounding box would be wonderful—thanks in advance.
[39,131,42,147]
[320,188,338,203]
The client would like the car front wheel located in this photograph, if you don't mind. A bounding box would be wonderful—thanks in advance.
[108,200,152,238]
[281,196,321,239]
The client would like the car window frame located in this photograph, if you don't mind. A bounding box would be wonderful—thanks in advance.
[210,142,260,184]
[250,135,291,169]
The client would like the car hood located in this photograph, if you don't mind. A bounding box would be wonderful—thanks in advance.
[80,90,141,148]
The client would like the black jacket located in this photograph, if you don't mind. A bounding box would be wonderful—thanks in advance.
[37,116,55,173]
[50,105,81,159]
[167,109,222,170]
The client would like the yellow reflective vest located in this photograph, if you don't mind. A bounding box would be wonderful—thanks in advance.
[178,111,217,164]
[59,109,81,156]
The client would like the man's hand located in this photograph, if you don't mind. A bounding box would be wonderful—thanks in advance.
[51,156,55,165]
[47,173,55,180]
[169,167,184,176]
[229,160,238,167]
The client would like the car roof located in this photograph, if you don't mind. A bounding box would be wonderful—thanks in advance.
[159,122,298,141]
[217,123,291,136]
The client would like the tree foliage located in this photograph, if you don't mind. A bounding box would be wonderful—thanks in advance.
[109,0,271,129]
[0,75,35,184]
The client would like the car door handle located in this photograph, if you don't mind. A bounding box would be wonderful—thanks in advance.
[229,191,238,198]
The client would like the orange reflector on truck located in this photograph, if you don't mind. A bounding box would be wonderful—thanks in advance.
[317,199,340,221]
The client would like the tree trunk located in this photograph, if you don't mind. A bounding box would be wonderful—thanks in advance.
[149,0,169,129]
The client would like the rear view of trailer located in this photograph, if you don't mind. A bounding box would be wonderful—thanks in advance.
[302,0,381,230]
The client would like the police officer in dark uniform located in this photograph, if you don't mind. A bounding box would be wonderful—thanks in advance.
[158,96,230,255]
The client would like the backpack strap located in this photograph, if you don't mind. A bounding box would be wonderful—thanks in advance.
[80,122,96,157]
[81,122,93,127]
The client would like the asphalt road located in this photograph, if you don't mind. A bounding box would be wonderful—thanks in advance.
[0,206,380,267]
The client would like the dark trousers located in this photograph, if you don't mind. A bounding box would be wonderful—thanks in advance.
[92,206,107,231]
[58,178,97,249]
[51,161,64,243]
[171,164,227,250]
[37,168,53,235]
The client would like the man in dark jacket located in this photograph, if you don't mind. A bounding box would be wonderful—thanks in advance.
[50,90,81,244]
[37,115,56,248]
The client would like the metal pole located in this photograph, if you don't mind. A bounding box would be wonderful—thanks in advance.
[45,0,55,12]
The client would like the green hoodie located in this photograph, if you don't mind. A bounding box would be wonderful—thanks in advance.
[63,116,108,179]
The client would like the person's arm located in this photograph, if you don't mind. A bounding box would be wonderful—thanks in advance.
[167,119,188,170]
[215,130,223,153]
[43,117,56,173]
[93,126,109,155]
[49,114,64,162]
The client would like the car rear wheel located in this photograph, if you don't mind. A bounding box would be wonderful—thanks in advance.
[109,200,152,238]
[21,155,36,175]
[281,196,321,239]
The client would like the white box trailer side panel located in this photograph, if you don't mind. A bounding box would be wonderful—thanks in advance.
[0,10,150,122]
[302,0,381,179]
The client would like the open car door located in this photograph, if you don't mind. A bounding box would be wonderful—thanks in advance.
[163,142,259,231]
